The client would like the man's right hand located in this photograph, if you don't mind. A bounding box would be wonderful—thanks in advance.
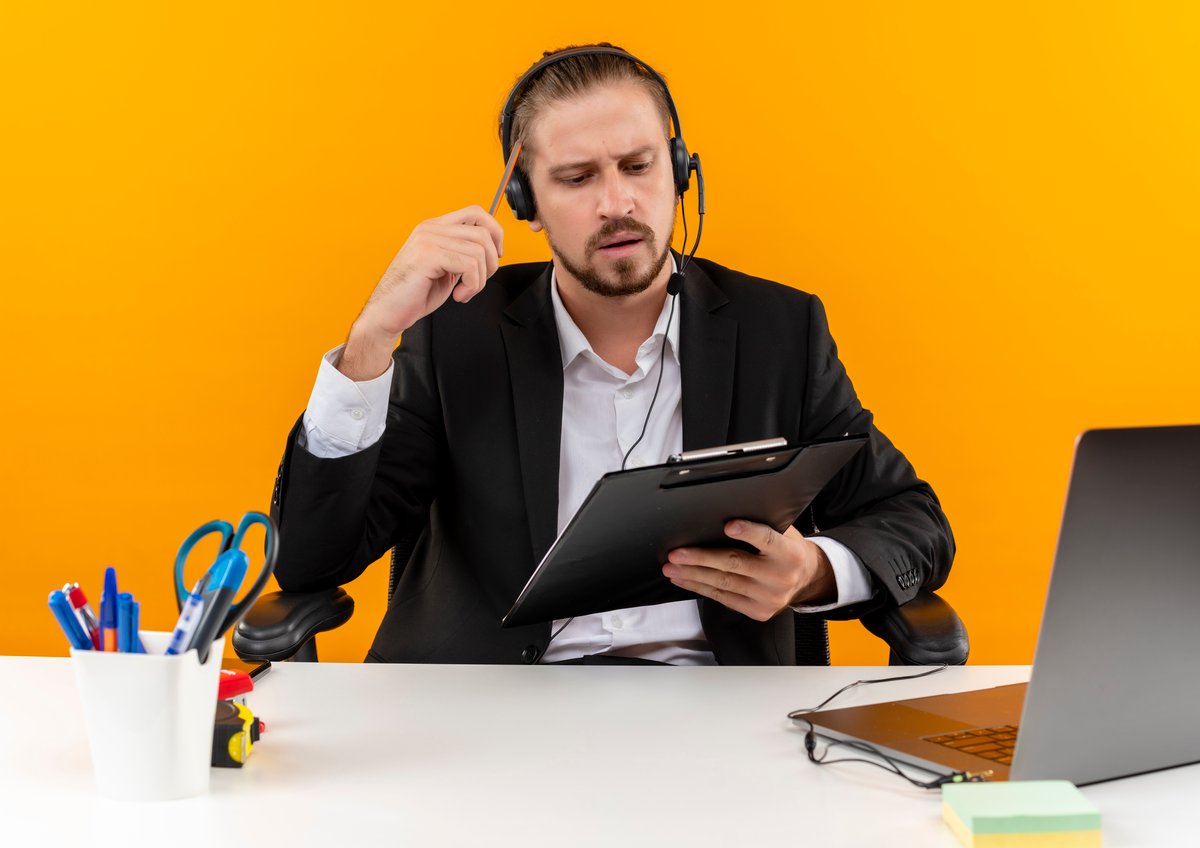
[339,205,504,381]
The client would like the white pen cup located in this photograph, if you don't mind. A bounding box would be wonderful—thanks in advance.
[70,630,224,802]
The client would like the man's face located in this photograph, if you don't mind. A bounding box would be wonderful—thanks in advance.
[524,81,677,299]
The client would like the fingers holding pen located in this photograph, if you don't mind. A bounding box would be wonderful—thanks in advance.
[377,204,498,297]
[344,205,508,380]
[435,204,505,259]
[418,223,500,303]
[403,213,500,303]
[410,233,483,302]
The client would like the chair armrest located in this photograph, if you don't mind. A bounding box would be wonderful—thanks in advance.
[232,588,354,662]
[860,591,969,666]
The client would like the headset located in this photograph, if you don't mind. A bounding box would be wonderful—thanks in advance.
[499,45,700,223]
[499,45,706,300]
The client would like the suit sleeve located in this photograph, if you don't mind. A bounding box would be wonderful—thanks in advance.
[270,317,445,592]
[796,295,955,619]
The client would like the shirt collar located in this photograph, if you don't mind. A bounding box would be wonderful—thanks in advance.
[549,254,681,371]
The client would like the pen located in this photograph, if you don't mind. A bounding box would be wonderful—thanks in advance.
[445,142,522,298]
[165,573,209,656]
[63,583,102,650]
[99,567,118,652]
[186,550,249,664]
[117,592,134,653]
[48,590,92,650]
[488,140,523,217]
[131,600,143,653]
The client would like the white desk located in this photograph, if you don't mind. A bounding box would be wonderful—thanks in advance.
[1,660,1191,846]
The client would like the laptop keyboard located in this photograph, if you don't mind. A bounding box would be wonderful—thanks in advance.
[922,724,1020,765]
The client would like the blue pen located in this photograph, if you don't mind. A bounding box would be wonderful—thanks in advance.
[117,592,134,653]
[99,567,118,652]
[165,574,210,656]
[48,590,92,650]
[186,549,249,664]
[130,600,144,653]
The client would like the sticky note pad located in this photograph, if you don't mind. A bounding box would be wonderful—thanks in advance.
[943,780,1101,848]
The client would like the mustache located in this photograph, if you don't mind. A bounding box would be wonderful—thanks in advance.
[587,218,655,253]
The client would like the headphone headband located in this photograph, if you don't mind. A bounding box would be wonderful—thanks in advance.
[500,46,684,162]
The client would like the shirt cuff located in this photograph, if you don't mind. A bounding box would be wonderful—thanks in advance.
[790,536,874,614]
[299,344,393,459]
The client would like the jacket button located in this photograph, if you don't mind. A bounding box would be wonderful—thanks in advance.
[521,645,541,664]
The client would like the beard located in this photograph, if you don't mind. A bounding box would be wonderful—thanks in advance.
[546,216,674,299]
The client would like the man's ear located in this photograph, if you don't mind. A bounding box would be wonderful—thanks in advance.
[528,218,543,233]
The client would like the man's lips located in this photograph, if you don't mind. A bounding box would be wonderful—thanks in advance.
[597,235,644,254]
[597,239,643,257]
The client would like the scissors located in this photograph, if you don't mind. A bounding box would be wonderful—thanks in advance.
[173,511,278,660]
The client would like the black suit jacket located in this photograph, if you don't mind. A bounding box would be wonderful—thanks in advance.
[271,256,954,664]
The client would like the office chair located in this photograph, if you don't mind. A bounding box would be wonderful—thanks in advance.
[234,538,969,666]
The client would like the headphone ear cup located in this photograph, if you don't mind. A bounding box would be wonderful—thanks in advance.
[505,170,536,221]
[670,137,691,197]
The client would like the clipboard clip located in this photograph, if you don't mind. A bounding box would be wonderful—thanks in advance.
[662,438,794,489]
[667,437,788,465]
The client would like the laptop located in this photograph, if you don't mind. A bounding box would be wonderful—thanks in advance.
[805,425,1200,785]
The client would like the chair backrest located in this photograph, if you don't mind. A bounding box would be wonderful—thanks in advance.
[387,535,419,606]
[794,616,830,665]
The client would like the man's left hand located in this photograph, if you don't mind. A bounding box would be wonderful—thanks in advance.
[663,521,837,620]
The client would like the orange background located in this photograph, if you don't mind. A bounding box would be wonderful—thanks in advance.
[3,4,1198,664]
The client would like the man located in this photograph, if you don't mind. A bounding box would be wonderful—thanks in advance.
[271,44,954,665]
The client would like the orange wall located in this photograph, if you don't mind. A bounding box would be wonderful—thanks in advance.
[3,4,1198,664]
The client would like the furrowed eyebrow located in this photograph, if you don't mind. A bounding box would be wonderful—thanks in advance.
[547,146,656,177]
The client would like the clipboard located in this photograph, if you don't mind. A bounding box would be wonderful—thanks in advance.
[501,433,868,627]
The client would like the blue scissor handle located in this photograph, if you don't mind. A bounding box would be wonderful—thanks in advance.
[174,519,235,609]
[172,512,278,631]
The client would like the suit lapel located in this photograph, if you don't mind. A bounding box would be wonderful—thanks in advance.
[679,260,737,451]
[500,264,563,564]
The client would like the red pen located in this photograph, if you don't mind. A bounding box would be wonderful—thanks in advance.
[64,583,102,650]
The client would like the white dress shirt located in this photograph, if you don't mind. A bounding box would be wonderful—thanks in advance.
[300,261,873,664]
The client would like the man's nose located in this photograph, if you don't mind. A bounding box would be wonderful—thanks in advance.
[596,170,635,219]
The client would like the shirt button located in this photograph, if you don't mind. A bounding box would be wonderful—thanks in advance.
[621,388,633,400]
[610,614,623,630]
[349,408,365,420]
